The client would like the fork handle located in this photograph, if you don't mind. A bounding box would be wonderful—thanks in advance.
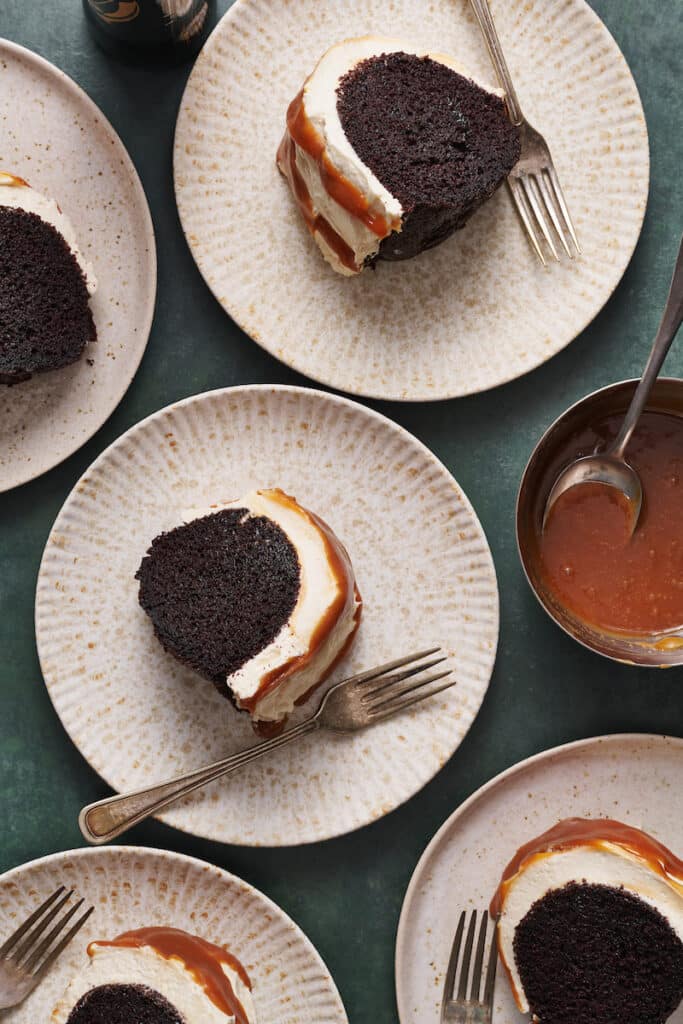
[78,718,319,844]
[468,0,524,125]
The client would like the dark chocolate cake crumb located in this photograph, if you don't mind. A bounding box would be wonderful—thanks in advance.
[0,206,96,384]
[513,881,683,1024]
[66,983,186,1023]
[336,52,520,261]
[136,508,301,696]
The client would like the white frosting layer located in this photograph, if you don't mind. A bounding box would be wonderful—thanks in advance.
[0,172,97,295]
[286,36,501,274]
[51,942,256,1024]
[498,842,683,1013]
[183,490,360,723]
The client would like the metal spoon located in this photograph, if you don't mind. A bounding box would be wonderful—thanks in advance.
[543,235,683,532]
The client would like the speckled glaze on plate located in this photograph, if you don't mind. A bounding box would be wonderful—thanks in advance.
[35,385,499,846]
[0,40,156,492]
[395,733,683,1024]
[0,845,347,1024]
[173,0,648,402]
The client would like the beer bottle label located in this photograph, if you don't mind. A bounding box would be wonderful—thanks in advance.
[84,0,215,62]
[87,2,141,24]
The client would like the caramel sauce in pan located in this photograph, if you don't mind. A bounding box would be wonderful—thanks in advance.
[90,927,252,1023]
[490,817,683,918]
[537,411,683,635]
[241,489,362,722]
[277,131,359,273]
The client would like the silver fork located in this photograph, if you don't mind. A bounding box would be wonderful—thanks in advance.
[469,0,581,265]
[0,887,94,1009]
[79,647,456,845]
[441,909,498,1023]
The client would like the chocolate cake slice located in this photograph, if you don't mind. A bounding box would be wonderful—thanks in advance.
[277,36,520,275]
[137,504,302,686]
[136,489,361,733]
[514,882,683,1024]
[64,984,186,1023]
[0,173,97,384]
[493,818,683,1024]
[51,927,256,1024]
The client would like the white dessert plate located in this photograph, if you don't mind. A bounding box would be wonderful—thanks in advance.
[0,845,347,1023]
[395,733,683,1024]
[0,40,156,491]
[174,0,648,402]
[35,384,499,846]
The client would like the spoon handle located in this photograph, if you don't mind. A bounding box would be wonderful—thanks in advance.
[612,235,683,459]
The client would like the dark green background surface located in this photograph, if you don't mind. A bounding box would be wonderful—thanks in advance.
[1,2,682,1021]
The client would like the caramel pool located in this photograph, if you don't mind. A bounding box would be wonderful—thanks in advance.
[537,411,683,635]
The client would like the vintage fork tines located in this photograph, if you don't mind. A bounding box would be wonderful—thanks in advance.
[358,655,448,700]
[508,126,581,266]
[316,648,456,730]
[469,0,581,265]
[441,909,498,1022]
[0,887,94,1008]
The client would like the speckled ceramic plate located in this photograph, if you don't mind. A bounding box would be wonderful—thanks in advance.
[395,733,683,1024]
[35,385,499,845]
[174,0,648,402]
[0,40,156,491]
[0,845,347,1023]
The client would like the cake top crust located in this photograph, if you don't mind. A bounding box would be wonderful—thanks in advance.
[53,926,255,1024]
[91,928,252,1023]
[491,817,683,917]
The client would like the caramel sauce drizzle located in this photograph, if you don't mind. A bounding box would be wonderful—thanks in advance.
[240,488,362,723]
[276,87,400,272]
[287,90,392,235]
[0,171,30,188]
[90,927,252,1023]
[490,817,683,919]
[277,131,359,273]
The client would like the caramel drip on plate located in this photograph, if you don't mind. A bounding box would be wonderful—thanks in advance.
[90,927,252,1023]
[240,488,362,722]
[490,817,683,919]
